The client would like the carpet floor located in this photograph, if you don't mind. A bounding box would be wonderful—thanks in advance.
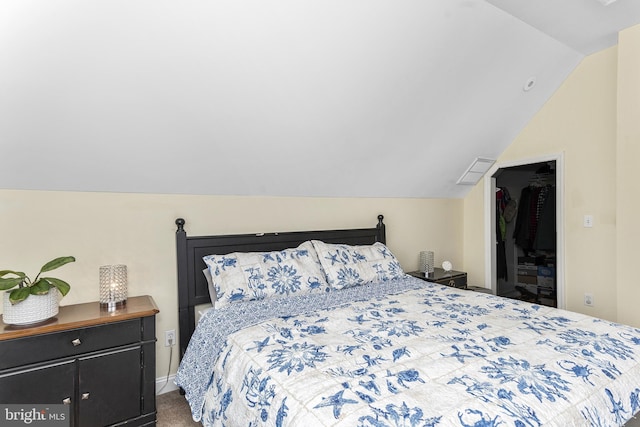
[157,390,200,427]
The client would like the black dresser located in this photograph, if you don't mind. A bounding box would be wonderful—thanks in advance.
[0,295,159,427]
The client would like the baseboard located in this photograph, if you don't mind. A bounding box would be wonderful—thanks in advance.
[156,374,179,395]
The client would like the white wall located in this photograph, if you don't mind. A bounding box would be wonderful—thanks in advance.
[0,1,583,199]
[463,46,619,321]
[464,24,640,329]
[0,189,462,379]
[616,24,640,327]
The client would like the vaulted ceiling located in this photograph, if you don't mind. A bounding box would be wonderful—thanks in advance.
[2,1,639,198]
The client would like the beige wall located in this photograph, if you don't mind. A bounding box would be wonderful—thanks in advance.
[463,46,619,321]
[617,24,640,327]
[0,189,462,379]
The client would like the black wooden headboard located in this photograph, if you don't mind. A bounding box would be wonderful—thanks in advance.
[175,215,386,359]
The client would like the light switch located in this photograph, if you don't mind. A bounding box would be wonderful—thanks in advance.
[584,215,594,228]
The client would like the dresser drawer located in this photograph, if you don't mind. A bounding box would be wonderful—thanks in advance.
[0,319,141,370]
[433,274,467,289]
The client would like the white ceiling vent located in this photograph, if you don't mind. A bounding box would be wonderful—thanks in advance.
[456,157,496,185]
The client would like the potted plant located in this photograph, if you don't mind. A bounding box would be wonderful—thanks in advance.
[0,256,75,325]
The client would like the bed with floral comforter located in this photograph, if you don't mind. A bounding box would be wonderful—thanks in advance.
[176,275,640,426]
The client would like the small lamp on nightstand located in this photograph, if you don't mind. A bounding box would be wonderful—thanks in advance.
[99,265,127,312]
[419,251,435,275]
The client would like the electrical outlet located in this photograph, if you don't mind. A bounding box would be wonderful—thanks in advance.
[584,293,594,307]
[165,329,176,347]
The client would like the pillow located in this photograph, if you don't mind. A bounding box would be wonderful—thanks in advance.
[203,241,329,309]
[203,268,217,304]
[311,240,404,290]
[195,303,213,324]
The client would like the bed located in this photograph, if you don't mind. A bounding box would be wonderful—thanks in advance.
[174,216,640,426]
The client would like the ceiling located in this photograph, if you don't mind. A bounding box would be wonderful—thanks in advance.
[1,0,639,198]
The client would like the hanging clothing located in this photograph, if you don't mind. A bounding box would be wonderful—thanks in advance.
[496,187,510,280]
[528,186,541,246]
[513,184,554,252]
[513,186,532,249]
[533,186,556,250]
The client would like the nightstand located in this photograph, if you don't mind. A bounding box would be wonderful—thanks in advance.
[0,295,159,427]
[467,285,494,294]
[408,268,467,289]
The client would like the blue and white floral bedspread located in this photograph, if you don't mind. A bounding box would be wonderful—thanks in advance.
[176,276,640,426]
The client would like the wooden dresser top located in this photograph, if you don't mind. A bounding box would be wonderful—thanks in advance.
[0,295,159,341]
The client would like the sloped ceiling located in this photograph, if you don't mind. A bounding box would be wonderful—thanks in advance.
[1,0,639,198]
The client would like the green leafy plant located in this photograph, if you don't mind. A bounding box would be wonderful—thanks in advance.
[0,256,75,305]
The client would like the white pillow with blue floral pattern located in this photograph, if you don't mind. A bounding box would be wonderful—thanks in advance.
[311,240,405,290]
[203,241,329,309]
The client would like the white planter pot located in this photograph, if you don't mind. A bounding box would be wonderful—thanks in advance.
[2,289,60,325]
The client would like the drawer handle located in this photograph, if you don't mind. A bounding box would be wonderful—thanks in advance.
[81,393,90,400]
[448,280,455,287]
[62,398,71,405]
[71,338,82,346]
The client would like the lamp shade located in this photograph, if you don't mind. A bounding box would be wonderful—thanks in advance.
[419,251,435,273]
[99,265,127,307]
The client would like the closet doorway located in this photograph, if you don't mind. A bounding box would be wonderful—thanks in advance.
[484,154,565,309]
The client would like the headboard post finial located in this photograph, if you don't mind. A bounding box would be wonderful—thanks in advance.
[176,218,186,232]
[376,214,386,244]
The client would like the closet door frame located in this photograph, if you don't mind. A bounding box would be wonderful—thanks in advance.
[483,153,565,309]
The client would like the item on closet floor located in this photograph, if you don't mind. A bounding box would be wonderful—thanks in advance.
[537,286,557,306]
[515,285,537,302]
[467,285,493,294]
[537,266,555,288]
[518,256,545,265]
[517,276,537,286]
[516,264,538,286]
[513,285,556,307]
